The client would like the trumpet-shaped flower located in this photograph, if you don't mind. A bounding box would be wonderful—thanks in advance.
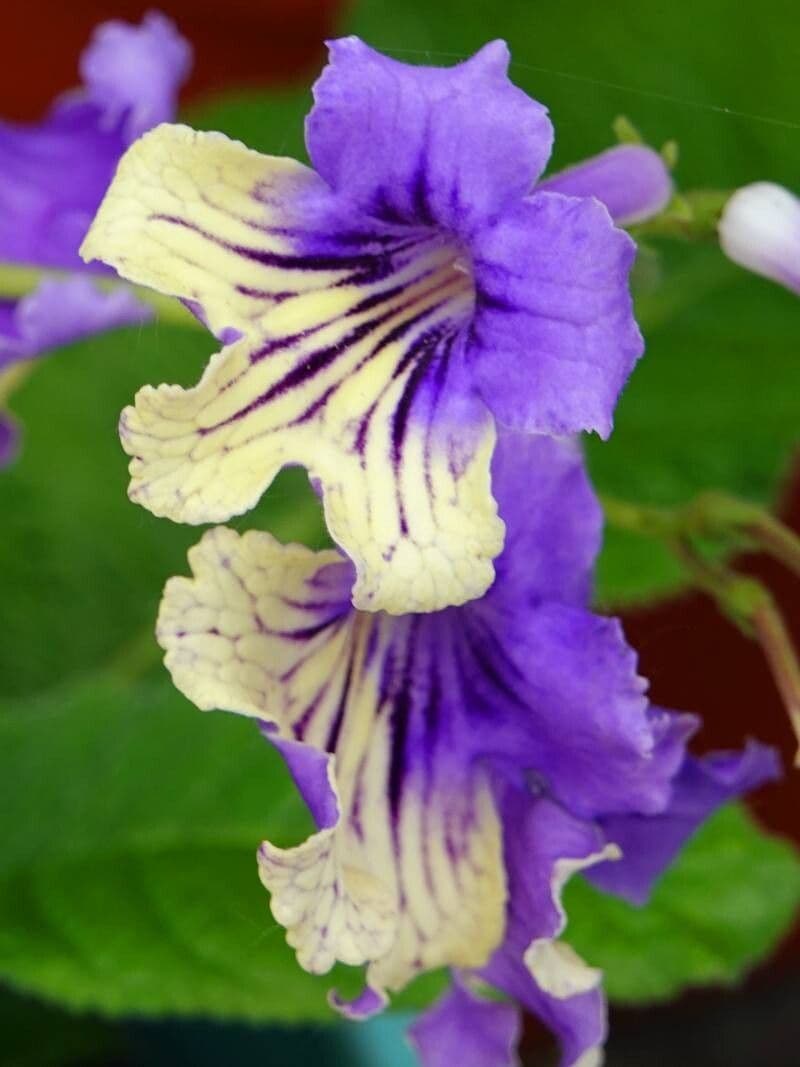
[156,433,777,1066]
[82,38,643,614]
[0,12,190,464]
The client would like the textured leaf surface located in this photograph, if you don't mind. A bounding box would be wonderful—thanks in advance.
[0,325,326,699]
[0,674,446,1019]
[0,673,796,1019]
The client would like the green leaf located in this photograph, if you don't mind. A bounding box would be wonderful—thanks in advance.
[0,673,442,1020]
[590,246,800,605]
[0,671,795,1021]
[565,804,800,1003]
[0,325,326,699]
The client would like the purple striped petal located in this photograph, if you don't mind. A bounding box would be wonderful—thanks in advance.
[84,125,504,614]
[154,437,672,1008]
[83,42,643,611]
[306,38,553,234]
[540,144,673,227]
[158,527,507,997]
[156,432,779,1063]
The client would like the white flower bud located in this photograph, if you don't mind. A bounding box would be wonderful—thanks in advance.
[719,182,800,295]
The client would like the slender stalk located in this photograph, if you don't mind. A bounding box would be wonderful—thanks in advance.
[601,489,800,578]
[630,188,733,241]
[604,491,800,762]
[752,601,800,767]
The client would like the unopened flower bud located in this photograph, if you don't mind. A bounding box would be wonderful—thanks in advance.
[719,182,800,295]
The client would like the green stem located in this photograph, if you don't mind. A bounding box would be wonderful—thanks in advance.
[603,491,800,761]
[601,489,800,577]
[0,262,200,330]
[629,188,733,242]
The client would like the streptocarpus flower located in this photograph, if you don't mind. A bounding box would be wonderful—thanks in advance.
[156,433,778,1066]
[0,12,191,465]
[719,181,800,295]
[81,38,644,615]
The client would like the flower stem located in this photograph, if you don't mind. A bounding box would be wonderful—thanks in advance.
[603,490,800,761]
[601,489,800,576]
[629,188,733,241]
[0,261,200,330]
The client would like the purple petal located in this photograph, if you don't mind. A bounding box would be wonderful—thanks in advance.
[540,145,673,226]
[159,528,508,994]
[409,978,521,1067]
[488,434,602,610]
[468,191,643,438]
[0,14,189,271]
[514,982,605,1067]
[306,37,554,234]
[480,788,610,1067]
[468,602,669,819]
[0,278,151,373]
[328,985,388,1021]
[0,109,123,270]
[587,739,781,904]
[490,788,610,951]
[0,411,20,468]
[79,12,191,144]
[265,732,339,830]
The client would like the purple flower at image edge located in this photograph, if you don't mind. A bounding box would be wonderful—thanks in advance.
[0,12,191,465]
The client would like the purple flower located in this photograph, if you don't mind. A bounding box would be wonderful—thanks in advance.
[0,12,190,465]
[156,433,778,1066]
[719,182,800,295]
[81,38,643,614]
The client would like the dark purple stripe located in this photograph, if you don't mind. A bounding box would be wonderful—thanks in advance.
[326,654,355,753]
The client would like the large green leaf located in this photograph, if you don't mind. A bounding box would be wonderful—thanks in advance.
[0,672,443,1019]
[0,325,326,699]
[0,670,796,1021]
[566,803,800,1002]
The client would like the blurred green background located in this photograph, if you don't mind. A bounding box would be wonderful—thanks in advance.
[2,1,800,1064]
